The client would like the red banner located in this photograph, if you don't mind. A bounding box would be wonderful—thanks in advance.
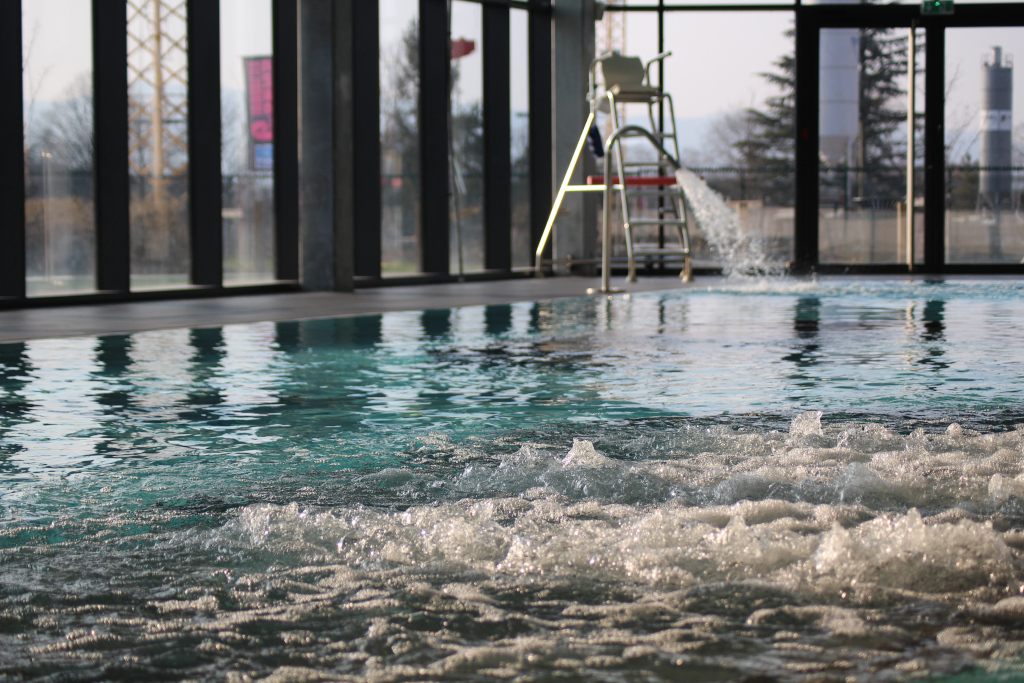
[244,56,274,170]
[451,39,475,60]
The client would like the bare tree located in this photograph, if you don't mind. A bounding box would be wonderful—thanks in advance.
[684,109,763,201]
[28,72,94,170]
[22,19,52,141]
[221,91,246,175]
[943,63,980,165]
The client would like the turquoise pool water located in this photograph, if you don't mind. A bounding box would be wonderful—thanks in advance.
[3,277,1024,681]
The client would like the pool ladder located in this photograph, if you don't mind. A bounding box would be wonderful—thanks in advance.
[534,51,692,293]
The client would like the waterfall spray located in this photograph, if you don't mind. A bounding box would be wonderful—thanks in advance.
[676,169,788,278]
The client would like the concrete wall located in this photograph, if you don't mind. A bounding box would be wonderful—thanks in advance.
[298,0,335,290]
[298,0,355,291]
[551,0,598,272]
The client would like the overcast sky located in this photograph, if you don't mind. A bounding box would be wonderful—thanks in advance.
[21,1,1021,159]
[22,0,273,103]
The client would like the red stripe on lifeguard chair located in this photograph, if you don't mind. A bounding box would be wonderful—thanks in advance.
[586,176,677,186]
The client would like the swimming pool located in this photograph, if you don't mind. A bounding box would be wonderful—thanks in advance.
[3,277,1024,681]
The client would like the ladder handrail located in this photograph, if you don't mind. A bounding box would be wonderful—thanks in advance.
[644,51,672,86]
[601,125,682,293]
[605,125,681,173]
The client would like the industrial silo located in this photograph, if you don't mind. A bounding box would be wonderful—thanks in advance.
[978,46,1013,258]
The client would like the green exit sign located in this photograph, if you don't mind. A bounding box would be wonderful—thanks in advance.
[922,0,954,14]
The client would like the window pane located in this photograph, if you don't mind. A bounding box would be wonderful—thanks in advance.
[511,8,531,269]
[818,27,921,265]
[946,28,1023,264]
[450,1,484,274]
[220,0,276,285]
[808,0,1023,4]
[128,0,190,290]
[663,0,795,4]
[22,0,96,297]
[662,11,796,269]
[381,0,421,276]
[596,11,662,269]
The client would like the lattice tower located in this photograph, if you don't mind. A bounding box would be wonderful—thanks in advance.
[598,1,626,139]
[127,0,188,203]
[599,0,626,57]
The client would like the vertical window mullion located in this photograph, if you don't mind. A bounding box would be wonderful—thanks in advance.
[793,7,819,273]
[353,0,382,279]
[923,21,944,273]
[272,0,299,281]
[419,0,449,275]
[483,2,511,272]
[0,1,25,298]
[94,0,131,293]
[528,1,551,265]
[187,0,222,287]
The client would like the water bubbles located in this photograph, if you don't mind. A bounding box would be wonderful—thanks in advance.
[6,416,1024,680]
[789,410,824,438]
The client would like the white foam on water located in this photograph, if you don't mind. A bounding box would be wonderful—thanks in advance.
[185,414,1024,606]
[141,416,1024,680]
[203,488,1016,601]
[8,414,1024,681]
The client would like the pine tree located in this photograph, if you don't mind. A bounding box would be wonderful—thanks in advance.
[736,25,915,205]
[735,28,795,206]
[854,28,911,200]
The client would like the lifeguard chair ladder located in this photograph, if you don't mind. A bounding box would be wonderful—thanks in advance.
[534,51,692,293]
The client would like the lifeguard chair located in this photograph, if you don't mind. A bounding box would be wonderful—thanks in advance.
[534,51,692,292]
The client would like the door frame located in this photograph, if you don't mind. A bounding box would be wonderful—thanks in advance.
[793,2,1024,274]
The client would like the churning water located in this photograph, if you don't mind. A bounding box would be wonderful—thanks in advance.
[4,279,1024,681]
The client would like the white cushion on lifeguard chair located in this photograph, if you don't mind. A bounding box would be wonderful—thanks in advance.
[600,55,659,102]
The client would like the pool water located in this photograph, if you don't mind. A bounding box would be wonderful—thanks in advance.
[4,277,1024,681]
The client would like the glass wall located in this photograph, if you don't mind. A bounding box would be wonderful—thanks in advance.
[662,11,796,268]
[449,1,484,274]
[817,26,922,264]
[663,0,790,3]
[844,0,1020,4]
[220,0,276,285]
[510,8,531,269]
[6,0,573,303]
[380,0,421,276]
[945,28,1023,264]
[22,0,96,297]
[127,0,191,290]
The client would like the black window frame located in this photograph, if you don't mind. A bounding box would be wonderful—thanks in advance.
[357,0,552,285]
[2,0,554,306]
[7,0,1020,309]
[1,0,301,308]
[608,0,1024,275]
[796,2,1024,274]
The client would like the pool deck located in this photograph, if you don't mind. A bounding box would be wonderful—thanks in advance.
[0,276,703,342]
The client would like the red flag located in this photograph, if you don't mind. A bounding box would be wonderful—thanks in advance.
[451,39,475,60]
